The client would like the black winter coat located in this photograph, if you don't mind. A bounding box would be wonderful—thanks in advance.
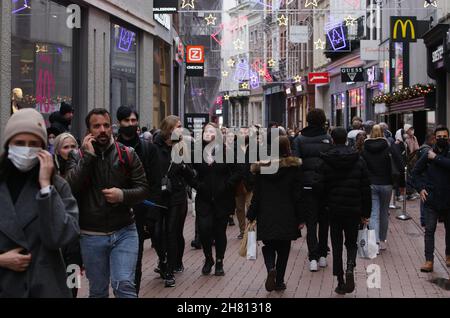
[293,126,332,187]
[246,157,305,241]
[361,138,403,186]
[193,142,242,218]
[315,145,372,219]
[49,111,70,135]
[154,135,196,207]
[412,145,450,213]
[118,134,162,223]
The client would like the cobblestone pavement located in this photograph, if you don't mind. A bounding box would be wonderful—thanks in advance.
[78,199,450,298]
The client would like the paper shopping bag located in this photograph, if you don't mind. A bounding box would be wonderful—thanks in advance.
[357,225,378,259]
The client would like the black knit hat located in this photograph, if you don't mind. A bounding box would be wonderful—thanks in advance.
[60,102,74,116]
[116,106,139,122]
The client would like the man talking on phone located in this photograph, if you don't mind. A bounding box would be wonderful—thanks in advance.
[66,108,149,298]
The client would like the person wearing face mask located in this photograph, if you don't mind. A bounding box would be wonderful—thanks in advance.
[47,127,59,155]
[65,108,149,298]
[0,108,80,298]
[412,126,450,273]
[153,116,196,288]
[193,123,242,276]
[115,106,162,295]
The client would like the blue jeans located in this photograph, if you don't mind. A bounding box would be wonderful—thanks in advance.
[369,185,393,243]
[80,224,139,298]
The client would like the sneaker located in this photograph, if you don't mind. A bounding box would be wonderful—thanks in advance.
[191,240,201,250]
[174,264,185,273]
[265,269,277,292]
[274,282,287,291]
[164,274,176,288]
[214,259,225,276]
[319,257,327,268]
[309,260,318,272]
[420,261,434,273]
[202,257,215,275]
[379,241,387,251]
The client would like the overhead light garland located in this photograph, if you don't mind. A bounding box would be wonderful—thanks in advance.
[372,84,435,105]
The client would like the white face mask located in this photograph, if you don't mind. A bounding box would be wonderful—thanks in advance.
[8,146,40,172]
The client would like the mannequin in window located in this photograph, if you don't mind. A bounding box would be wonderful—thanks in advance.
[11,88,23,114]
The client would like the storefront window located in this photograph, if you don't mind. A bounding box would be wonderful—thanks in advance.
[348,87,365,120]
[11,0,74,120]
[394,42,404,91]
[111,23,137,118]
[153,39,171,127]
[332,93,346,127]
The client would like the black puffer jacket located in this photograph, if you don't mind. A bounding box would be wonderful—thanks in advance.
[247,157,305,241]
[293,126,332,187]
[193,142,242,218]
[66,140,149,232]
[315,145,371,219]
[361,138,403,186]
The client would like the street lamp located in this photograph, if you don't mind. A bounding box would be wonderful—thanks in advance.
[396,166,412,221]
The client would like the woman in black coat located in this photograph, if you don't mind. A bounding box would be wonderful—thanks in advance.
[193,123,242,276]
[247,136,305,292]
[154,116,196,288]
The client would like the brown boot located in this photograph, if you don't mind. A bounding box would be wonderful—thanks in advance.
[420,261,434,273]
[446,256,450,268]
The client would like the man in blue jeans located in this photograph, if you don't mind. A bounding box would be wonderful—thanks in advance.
[66,108,149,298]
[412,126,450,273]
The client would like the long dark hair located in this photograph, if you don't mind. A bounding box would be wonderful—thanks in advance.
[0,148,12,181]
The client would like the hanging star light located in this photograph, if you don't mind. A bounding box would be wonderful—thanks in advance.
[314,38,326,50]
[233,38,244,50]
[344,16,357,27]
[258,69,266,76]
[222,71,229,77]
[268,58,276,68]
[205,14,217,25]
[224,94,230,101]
[424,0,438,8]
[181,0,195,9]
[305,0,318,8]
[227,58,236,67]
[293,75,302,83]
[241,82,249,89]
[277,15,288,27]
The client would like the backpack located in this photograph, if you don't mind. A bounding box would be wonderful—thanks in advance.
[79,142,132,176]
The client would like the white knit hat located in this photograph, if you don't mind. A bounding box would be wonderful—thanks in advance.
[404,124,413,132]
[3,108,48,148]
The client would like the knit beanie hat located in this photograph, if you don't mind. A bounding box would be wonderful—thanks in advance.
[60,102,74,116]
[3,108,48,148]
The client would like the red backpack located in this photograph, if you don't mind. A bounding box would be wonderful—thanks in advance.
[79,142,132,176]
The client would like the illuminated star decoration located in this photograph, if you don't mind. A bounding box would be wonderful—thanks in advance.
[344,16,357,27]
[181,0,195,9]
[233,38,244,50]
[21,63,32,75]
[277,15,288,27]
[227,59,236,67]
[205,14,217,25]
[314,38,326,50]
[424,0,438,8]
[241,82,249,89]
[293,75,302,83]
[305,0,318,8]
[268,58,276,68]
[224,94,230,101]
[258,69,266,76]
[222,71,229,77]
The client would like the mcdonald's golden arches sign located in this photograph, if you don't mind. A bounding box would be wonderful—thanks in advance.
[391,16,418,42]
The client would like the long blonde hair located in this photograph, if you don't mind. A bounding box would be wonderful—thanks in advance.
[371,125,384,139]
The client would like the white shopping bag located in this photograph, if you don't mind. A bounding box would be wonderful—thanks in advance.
[357,225,378,259]
[246,228,257,260]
